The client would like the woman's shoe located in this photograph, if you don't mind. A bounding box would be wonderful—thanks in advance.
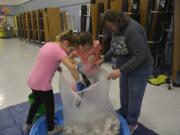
[129,124,139,135]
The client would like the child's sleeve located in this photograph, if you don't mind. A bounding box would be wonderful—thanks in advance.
[94,41,102,59]
[57,49,67,61]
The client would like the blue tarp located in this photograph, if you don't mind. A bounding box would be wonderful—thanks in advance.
[0,93,157,135]
[0,94,62,135]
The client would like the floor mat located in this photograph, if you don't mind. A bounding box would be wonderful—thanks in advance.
[0,93,62,135]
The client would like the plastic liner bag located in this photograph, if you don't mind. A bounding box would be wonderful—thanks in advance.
[59,68,121,135]
[77,63,101,84]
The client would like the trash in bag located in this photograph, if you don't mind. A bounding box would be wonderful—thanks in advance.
[59,68,121,135]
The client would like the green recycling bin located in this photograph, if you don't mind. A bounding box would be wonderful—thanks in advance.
[28,93,46,122]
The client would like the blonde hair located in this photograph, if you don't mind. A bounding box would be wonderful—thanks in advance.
[56,30,78,47]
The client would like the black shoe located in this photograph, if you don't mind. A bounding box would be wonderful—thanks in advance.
[116,108,127,119]
[132,123,159,135]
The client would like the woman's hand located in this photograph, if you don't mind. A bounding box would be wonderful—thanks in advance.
[107,69,121,80]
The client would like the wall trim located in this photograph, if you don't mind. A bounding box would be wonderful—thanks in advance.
[17,0,34,6]
[16,1,90,14]
[0,0,33,6]
[59,2,90,8]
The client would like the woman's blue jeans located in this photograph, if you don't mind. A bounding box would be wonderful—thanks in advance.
[119,64,153,125]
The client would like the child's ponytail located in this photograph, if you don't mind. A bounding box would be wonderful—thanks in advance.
[56,30,78,47]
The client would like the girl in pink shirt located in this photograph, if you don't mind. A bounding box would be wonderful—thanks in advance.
[69,32,102,83]
[23,31,85,135]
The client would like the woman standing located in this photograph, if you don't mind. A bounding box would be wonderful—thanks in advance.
[97,10,153,134]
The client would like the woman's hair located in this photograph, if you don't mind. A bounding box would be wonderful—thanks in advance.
[56,30,79,46]
[78,32,93,46]
[102,10,128,32]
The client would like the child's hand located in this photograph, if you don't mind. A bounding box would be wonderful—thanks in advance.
[96,59,104,67]
[57,66,63,72]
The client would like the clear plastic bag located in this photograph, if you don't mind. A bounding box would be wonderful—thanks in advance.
[59,68,120,135]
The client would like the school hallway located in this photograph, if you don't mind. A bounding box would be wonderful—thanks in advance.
[0,38,180,135]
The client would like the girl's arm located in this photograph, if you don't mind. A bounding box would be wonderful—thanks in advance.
[95,40,102,60]
[69,50,79,65]
[61,56,80,82]
[96,48,102,60]
[69,58,79,65]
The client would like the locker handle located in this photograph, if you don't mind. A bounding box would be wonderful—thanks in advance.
[98,35,104,37]
[83,15,91,17]
[150,10,173,14]
[165,29,173,32]
[124,12,134,15]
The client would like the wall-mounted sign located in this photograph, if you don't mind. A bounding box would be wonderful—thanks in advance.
[0,6,10,15]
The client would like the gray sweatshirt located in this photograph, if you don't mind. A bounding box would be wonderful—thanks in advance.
[104,19,153,74]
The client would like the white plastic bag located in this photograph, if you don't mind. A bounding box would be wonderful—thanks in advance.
[59,68,120,135]
[78,63,101,84]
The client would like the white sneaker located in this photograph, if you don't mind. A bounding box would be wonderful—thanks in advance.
[48,125,63,135]
[22,123,32,135]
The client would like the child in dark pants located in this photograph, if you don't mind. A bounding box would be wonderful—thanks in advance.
[23,31,85,135]
[26,90,55,132]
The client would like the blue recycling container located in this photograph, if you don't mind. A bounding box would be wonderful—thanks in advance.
[29,106,64,135]
[118,114,131,135]
[29,105,130,135]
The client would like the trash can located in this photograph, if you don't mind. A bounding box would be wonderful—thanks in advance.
[118,114,131,135]
[28,93,46,122]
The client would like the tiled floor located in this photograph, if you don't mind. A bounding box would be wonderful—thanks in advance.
[0,38,180,135]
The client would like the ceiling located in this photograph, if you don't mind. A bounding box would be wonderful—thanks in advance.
[0,0,31,6]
